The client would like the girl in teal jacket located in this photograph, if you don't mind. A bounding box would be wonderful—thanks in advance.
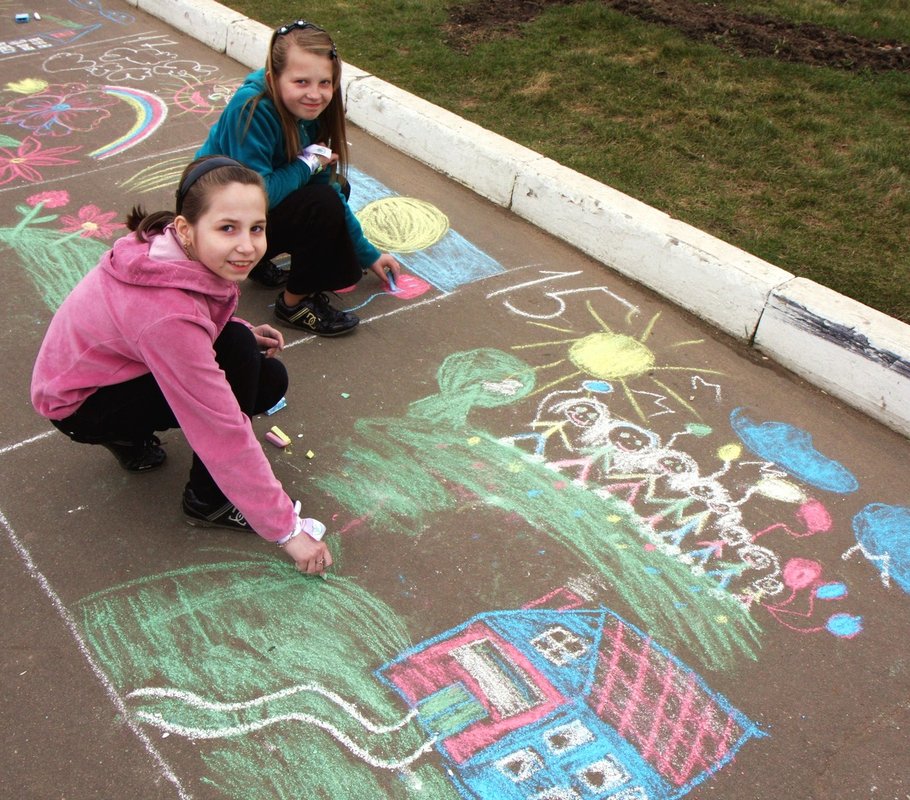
[197,19,400,336]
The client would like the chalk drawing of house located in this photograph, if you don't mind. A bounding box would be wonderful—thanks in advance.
[377,608,764,799]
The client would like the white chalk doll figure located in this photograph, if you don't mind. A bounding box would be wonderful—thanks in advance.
[30,156,331,574]
[197,18,401,336]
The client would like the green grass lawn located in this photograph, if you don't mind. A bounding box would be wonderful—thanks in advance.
[225,0,910,323]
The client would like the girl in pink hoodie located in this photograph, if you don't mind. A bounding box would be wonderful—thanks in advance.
[30,156,331,575]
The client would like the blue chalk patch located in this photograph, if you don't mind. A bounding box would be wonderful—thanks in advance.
[826,613,863,638]
[815,582,848,600]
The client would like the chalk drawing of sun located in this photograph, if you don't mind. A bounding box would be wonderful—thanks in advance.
[356,197,449,253]
[513,301,723,421]
[172,78,240,117]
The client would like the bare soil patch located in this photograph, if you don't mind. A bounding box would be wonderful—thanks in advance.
[445,0,910,71]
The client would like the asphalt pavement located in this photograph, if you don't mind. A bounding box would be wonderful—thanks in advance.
[2,2,909,799]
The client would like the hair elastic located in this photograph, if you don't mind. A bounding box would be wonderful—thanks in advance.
[176,156,246,213]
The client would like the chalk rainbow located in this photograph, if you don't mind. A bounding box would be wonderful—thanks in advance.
[88,86,168,160]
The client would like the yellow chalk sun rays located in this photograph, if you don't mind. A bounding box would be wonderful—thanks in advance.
[513,302,723,420]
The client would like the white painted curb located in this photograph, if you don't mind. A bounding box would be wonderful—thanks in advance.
[510,158,794,340]
[130,0,910,439]
[135,0,245,53]
[755,279,910,436]
[345,75,545,209]
[225,17,270,70]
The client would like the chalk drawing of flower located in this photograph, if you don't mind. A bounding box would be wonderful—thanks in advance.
[0,83,118,137]
[1,191,109,310]
[59,205,125,239]
[0,137,81,185]
[27,189,70,208]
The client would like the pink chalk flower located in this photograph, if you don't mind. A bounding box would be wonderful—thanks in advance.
[59,204,125,239]
[0,83,117,137]
[0,137,80,185]
[26,189,70,208]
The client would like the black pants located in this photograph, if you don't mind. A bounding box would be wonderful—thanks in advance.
[52,322,288,504]
[264,183,363,295]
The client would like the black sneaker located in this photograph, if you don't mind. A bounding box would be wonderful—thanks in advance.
[182,487,253,532]
[274,291,359,336]
[248,258,289,287]
[101,435,166,472]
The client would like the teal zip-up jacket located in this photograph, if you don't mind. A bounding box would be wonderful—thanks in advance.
[196,69,381,268]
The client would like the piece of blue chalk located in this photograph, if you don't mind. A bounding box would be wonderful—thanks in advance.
[386,271,398,293]
[16,13,30,22]
[265,396,287,416]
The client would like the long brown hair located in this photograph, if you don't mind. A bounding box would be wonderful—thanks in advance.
[242,22,348,179]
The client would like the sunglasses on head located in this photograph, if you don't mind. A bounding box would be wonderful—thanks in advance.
[274,19,338,58]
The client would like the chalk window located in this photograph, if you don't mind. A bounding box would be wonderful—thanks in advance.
[544,719,594,754]
[452,638,545,717]
[532,626,589,666]
[574,755,630,795]
[495,748,543,783]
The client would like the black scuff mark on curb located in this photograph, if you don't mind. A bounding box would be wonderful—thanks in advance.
[773,295,910,379]
[748,302,765,347]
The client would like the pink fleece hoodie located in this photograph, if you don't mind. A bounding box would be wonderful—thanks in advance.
[31,226,296,542]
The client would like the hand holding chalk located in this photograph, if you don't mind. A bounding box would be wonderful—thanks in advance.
[367,253,401,286]
[251,323,284,356]
[279,501,331,577]
[282,527,332,577]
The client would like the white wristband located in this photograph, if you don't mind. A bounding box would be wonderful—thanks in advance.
[296,152,321,173]
[302,144,332,159]
[276,501,327,546]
